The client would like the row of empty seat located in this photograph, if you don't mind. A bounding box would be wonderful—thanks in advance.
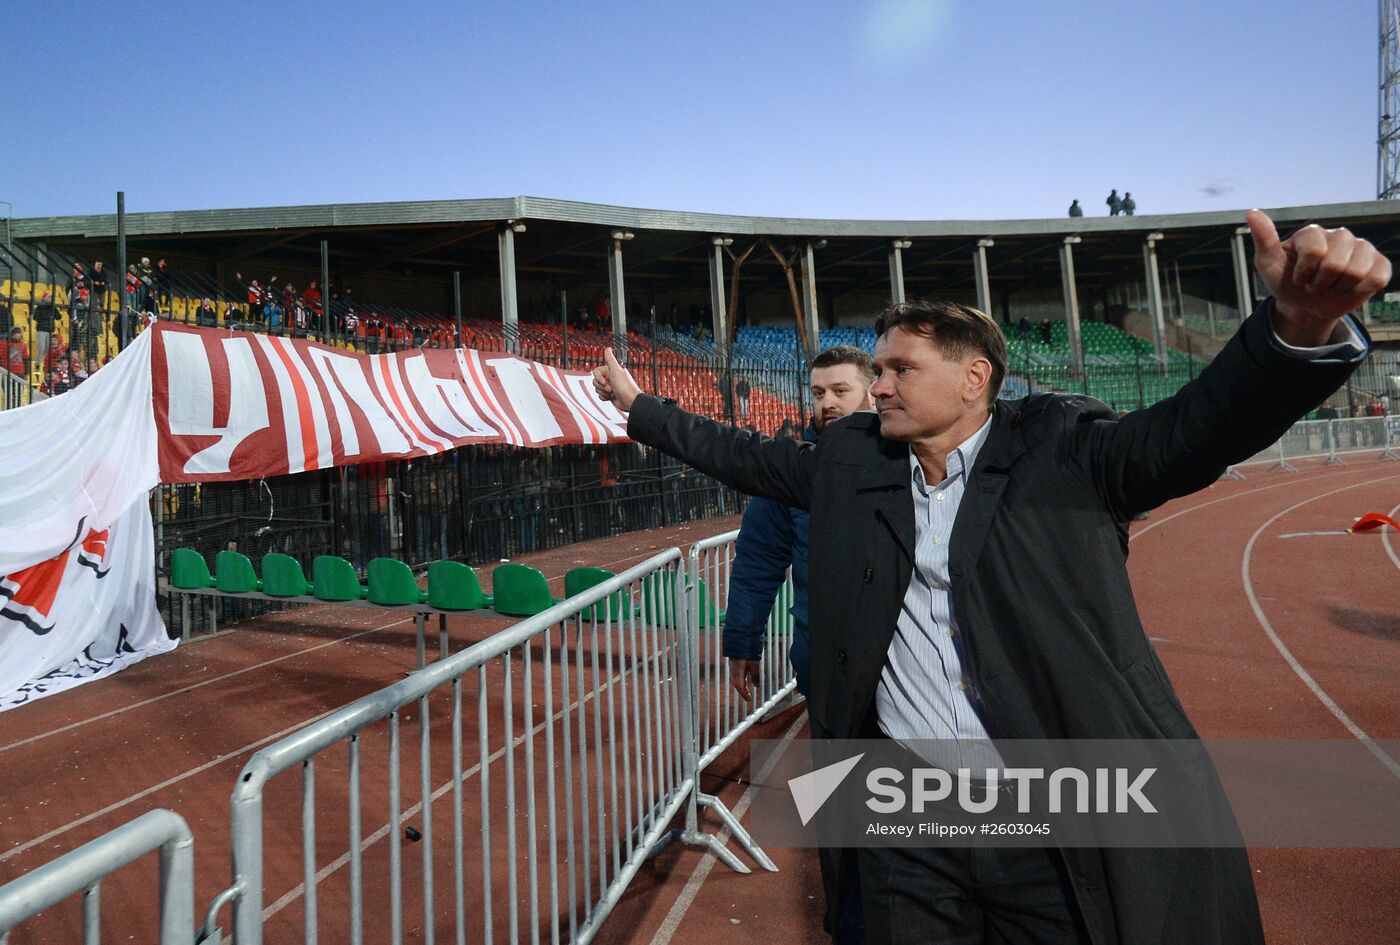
[169,549,721,625]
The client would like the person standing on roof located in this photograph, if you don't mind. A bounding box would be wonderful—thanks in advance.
[1122,192,1137,216]
[1068,199,1083,217]
[1106,189,1123,216]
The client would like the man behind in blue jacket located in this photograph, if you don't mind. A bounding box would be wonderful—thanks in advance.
[725,343,874,945]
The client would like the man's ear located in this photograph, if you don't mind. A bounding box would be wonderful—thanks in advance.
[965,357,992,405]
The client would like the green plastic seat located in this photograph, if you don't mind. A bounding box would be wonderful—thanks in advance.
[427,560,490,611]
[367,558,427,605]
[214,550,261,593]
[261,553,313,597]
[492,563,559,617]
[170,548,215,589]
[312,555,367,601]
[564,566,630,622]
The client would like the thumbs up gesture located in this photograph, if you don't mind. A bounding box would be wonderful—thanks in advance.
[1247,209,1392,347]
[592,348,642,412]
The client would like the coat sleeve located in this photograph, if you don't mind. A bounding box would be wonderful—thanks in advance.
[626,394,815,510]
[723,497,796,661]
[1068,299,1366,518]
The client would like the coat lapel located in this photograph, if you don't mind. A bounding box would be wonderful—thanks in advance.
[949,401,1026,581]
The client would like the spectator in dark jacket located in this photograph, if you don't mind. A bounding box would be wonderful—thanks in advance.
[32,291,59,369]
[724,343,876,945]
[194,298,219,327]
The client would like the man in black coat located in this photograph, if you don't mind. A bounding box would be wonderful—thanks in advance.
[593,211,1390,945]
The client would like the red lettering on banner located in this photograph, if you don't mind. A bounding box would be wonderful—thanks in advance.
[266,336,322,471]
[152,324,629,483]
[459,350,524,445]
[534,363,602,443]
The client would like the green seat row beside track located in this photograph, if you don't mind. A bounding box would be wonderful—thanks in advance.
[170,549,725,623]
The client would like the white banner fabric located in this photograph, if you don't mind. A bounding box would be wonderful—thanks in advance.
[0,501,171,711]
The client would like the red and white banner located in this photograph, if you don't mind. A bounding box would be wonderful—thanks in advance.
[1,322,634,709]
[153,324,630,483]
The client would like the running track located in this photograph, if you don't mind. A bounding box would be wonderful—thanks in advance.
[3,457,1400,943]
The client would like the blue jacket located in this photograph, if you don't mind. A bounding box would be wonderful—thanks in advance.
[724,421,816,695]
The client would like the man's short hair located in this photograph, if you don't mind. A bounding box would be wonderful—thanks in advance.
[874,299,1007,400]
[810,344,875,382]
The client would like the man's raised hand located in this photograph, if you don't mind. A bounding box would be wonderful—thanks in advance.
[591,348,642,412]
[1247,209,1392,347]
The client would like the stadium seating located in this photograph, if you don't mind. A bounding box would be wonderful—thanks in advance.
[261,554,313,597]
[491,563,561,616]
[426,561,492,611]
[367,558,429,605]
[312,555,368,601]
[170,548,216,589]
[214,550,261,593]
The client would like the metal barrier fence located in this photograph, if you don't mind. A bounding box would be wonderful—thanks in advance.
[197,537,799,945]
[1,530,800,945]
[1235,416,1400,471]
[680,532,796,872]
[0,809,195,945]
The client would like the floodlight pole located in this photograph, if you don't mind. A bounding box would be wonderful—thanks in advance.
[1380,0,1400,197]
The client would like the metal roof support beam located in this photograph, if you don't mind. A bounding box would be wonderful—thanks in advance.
[801,242,820,356]
[607,230,633,349]
[709,238,730,352]
[1059,236,1085,380]
[1231,227,1253,319]
[889,240,910,304]
[499,223,522,351]
[1143,232,1168,367]
[974,239,994,314]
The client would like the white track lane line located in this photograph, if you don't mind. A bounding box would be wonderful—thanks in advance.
[1241,473,1400,781]
[1380,502,1400,570]
[0,708,339,863]
[645,709,809,945]
[1129,461,1383,543]
[0,614,416,754]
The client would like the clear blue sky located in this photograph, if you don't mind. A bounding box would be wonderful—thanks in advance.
[1,0,1381,221]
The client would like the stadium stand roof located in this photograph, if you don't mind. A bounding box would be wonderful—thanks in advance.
[11,197,1400,327]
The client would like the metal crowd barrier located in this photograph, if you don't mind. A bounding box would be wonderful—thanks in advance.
[201,541,798,945]
[1,531,801,945]
[1234,415,1400,473]
[680,531,797,873]
[0,809,195,944]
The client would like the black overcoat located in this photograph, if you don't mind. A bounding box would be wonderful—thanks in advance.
[627,301,1364,945]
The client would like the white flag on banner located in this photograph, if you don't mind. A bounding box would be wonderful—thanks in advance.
[0,499,171,711]
[0,328,167,711]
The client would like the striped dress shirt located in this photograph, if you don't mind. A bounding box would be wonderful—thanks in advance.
[874,413,1003,771]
